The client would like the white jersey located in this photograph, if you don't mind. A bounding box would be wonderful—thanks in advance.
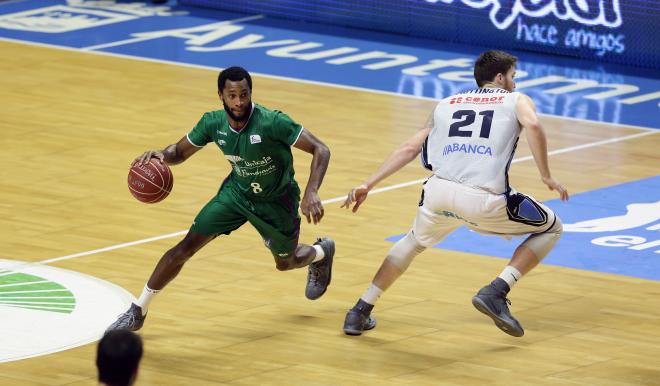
[422,88,521,194]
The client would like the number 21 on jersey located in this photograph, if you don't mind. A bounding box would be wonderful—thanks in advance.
[448,109,494,139]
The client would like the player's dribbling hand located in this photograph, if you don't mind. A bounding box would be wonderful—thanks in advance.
[542,176,569,201]
[301,190,324,224]
[133,150,165,166]
[341,184,370,213]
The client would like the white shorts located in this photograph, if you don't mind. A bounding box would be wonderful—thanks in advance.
[412,176,558,247]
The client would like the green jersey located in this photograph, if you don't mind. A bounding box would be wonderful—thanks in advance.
[187,103,304,200]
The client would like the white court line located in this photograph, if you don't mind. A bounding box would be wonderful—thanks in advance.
[0,37,657,133]
[80,15,265,51]
[39,231,188,265]
[32,129,656,266]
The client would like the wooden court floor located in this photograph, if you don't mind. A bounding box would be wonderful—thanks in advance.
[1,40,660,385]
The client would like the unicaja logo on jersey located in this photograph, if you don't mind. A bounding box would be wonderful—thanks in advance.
[225,155,244,163]
[423,0,622,30]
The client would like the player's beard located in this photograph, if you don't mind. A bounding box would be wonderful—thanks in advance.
[223,101,252,123]
[503,74,515,92]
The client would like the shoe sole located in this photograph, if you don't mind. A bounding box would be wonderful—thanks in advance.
[306,239,334,300]
[106,324,143,332]
[322,240,333,292]
[343,317,376,336]
[472,297,524,337]
[343,328,363,336]
[321,238,334,289]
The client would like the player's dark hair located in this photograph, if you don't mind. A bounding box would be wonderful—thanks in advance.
[218,66,252,91]
[474,50,518,87]
[97,330,143,386]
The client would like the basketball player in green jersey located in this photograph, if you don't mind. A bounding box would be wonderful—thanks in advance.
[107,67,334,331]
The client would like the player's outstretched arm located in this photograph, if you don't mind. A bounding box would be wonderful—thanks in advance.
[516,94,569,201]
[342,113,433,213]
[133,136,203,167]
[293,129,331,224]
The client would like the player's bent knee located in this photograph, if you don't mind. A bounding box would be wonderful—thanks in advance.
[386,231,426,271]
[522,215,563,261]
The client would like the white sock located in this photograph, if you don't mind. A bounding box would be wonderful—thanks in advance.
[312,244,325,262]
[360,283,383,305]
[498,266,522,289]
[135,285,160,316]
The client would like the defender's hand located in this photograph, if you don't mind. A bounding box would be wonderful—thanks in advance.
[542,176,569,201]
[301,190,324,224]
[341,184,370,213]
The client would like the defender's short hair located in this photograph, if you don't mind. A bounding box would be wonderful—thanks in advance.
[474,50,518,87]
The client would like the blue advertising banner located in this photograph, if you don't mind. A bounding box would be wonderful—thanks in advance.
[1,1,658,128]
[182,0,660,69]
[387,176,660,281]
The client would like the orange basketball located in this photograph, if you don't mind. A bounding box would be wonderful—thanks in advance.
[127,159,173,203]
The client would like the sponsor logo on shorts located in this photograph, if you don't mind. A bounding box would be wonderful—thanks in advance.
[439,210,479,226]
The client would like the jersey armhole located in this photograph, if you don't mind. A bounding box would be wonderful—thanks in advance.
[512,92,524,127]
[186,133,206,148]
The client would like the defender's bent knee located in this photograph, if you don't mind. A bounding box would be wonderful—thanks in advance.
[522,216,563,261]
[386,231,427,271]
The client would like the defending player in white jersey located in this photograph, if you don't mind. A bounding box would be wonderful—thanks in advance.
[341,50,569,337]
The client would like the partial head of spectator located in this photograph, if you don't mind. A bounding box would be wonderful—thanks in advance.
[96,330,143,386]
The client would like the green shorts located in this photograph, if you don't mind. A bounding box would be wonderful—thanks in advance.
[191,179,301,258]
